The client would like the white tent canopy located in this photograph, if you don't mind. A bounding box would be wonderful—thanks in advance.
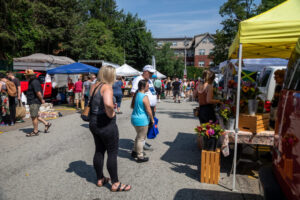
[156,71,166,79]
[219,58,288,72]
[116,64,140,76]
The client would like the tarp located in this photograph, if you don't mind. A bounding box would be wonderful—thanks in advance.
[219,58,288,72]
[229,0,300,59]
[156,71,166,79]
[47,62,99,74]
[116,64,140,76]
[13,53,75,71]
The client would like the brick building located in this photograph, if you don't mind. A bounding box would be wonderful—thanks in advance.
[154,33,214,67]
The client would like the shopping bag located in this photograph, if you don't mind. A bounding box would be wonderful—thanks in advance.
[16,101,26,120]
[147,117,159,139]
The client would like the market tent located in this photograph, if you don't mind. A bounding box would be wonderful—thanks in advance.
[228,0,300,191]
[229,0,300,59]
[219,58,288,72]
[47,62,99,74]
[13,53,75,71]
[116,64,140,76]
[156,71,166,79]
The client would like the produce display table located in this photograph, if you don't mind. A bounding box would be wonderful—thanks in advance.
[225,130,275,146]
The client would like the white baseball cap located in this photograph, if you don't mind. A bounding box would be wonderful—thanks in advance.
[143,65,156,73]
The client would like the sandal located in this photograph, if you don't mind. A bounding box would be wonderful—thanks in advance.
[26,131,40,137]
[111,182,131,192]
[44,123,52,133]
[96,177,110,187]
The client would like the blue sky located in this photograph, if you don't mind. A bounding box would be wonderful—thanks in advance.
[115,0,228,38]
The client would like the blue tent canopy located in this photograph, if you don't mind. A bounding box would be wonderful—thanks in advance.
[47,62,99,74]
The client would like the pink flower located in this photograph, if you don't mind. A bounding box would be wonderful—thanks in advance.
[208,129,215,136]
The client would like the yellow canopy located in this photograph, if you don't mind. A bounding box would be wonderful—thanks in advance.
[229,0,300,59]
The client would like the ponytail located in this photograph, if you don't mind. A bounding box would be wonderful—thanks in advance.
[131,90,138,109]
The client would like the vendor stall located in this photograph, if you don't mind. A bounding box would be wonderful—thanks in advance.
[227,0,300,191]
[116,64,140,77]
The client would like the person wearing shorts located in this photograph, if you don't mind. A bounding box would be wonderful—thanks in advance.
[172,77,181,103]
[24,69,51,137]
[153,77,162,102]
[74,77,83,110]
[113,76,123,114]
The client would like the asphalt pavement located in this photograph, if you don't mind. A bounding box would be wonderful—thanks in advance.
[0,97,262,200]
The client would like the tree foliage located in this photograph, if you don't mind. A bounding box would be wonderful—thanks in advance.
[155,43,184,77]
[0,0,155,68]
[211,0,285,65]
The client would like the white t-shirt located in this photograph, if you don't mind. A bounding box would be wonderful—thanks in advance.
[131,75,157,107]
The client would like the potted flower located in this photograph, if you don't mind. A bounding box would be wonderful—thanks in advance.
[241,81,261,115]
[195,121,225,151]
[219,101,236,130]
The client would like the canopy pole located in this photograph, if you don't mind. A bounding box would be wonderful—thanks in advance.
[232,43,242,191]
[43,74,48,98]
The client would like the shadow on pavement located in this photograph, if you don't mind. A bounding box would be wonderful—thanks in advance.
[161,132,200,181]
[80,124,89,128]
[118,138,134,160]
[19,128,33,134]
[156,111,196,119]
[173,188,262,200]
[66,160,96,185]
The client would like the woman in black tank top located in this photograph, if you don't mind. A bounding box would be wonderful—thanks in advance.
[89,66,131,192]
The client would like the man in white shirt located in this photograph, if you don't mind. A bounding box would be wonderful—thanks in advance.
[131,65,157,152]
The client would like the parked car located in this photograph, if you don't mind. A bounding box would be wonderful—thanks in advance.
[16,71,52,99]
[258,66,287,112]
[259,41,300,200]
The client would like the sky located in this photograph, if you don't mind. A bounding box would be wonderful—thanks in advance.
[115,0,228,38]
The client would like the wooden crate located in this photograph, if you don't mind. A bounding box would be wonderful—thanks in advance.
[200,149,220,184]
[239,113,269,133]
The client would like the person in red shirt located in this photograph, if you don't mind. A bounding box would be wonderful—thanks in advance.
[74,76,83,110]
[67,78,75,106]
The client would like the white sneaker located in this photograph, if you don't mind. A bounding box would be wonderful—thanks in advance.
[158,99,161,102]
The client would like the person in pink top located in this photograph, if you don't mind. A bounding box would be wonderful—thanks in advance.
[74,76,83,110]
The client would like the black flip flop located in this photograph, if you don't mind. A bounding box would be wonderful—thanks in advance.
[97,177,110,187]
[44,123,52,133]
[111,183,131,192]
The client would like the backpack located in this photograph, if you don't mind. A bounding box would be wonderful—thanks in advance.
[6,80,17,97]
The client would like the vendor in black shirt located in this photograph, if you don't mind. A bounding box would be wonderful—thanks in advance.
[172,77,182,103]
[24,69,51,136]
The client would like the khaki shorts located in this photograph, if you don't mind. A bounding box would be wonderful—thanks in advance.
[74,92,82,100]
[29,104,40,118]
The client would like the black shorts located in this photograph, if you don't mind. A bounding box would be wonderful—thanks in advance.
[155,87,161,96]
[173,90,180,97]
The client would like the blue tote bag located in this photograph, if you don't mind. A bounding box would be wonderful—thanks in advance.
[147,117,159,139]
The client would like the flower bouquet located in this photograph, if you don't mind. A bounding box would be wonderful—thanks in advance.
[218,99,236,130]
[195,121,225,151]
[241,81,261,115]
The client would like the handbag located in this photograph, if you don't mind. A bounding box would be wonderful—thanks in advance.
[81,83,102,122]
[16,101,26,120]
[147,117,159,139]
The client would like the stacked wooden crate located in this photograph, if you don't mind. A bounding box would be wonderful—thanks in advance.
[239,113,270,133]
[200,149,220,184]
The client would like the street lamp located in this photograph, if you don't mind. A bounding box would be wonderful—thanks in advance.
[123,26,146,64]
[184,36,188,77]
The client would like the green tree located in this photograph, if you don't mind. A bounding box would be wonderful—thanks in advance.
[186,66,204,80]
[113,13,155,69]
[211,0,284,65]
[70,19,123,64]
[155,43,184,77]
